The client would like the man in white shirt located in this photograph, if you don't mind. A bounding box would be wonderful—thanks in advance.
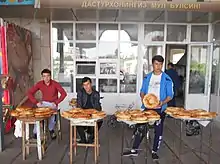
[123,55,174,161]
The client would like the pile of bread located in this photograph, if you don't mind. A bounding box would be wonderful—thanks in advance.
[115,109,160,123]
[165,107,217,119]
[69,98,77,106]
[10,106,55,119]
[61,108,106,120]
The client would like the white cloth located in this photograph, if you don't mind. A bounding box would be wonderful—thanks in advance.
[148,73,162,100]
[14,120,22,138]
[198,121,210,127]
[33,101,57,134]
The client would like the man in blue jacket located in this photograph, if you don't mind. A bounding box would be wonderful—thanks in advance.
[123,55,173,160]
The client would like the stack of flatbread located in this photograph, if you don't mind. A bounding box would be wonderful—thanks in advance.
[61,108,106,120]
[115,109,160,123]
[165,107,217,119]
[10,106,55,119]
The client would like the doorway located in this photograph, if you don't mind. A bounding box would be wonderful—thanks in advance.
[165,44,187,107]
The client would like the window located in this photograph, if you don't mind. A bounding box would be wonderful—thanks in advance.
[75,43,97,59]
[120,43,138,93]
[144,25,164,42]
[100,63,117,75]
[76,23,96,40]
[191,25,208,42]
[99,79,117,93]
[52,42,74,92]
[52,23,73,41]
[167,25,186,42]
[76,61,96,75]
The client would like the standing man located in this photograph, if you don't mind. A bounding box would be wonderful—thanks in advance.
[165,62,180,107]
[27,69,67,139]
[123,55,173,160]
[76,77,102,143]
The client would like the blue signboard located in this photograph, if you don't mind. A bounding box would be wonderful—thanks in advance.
[0,0,35,5]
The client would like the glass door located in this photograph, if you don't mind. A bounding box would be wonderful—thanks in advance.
[210,42,220,115]
[185,44,212,110]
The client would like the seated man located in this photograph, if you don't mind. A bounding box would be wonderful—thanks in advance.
[123,55,173,160]
[76,77,102,143]
[27,69,67,139]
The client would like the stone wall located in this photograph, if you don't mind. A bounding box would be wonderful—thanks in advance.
[5,18,51,83]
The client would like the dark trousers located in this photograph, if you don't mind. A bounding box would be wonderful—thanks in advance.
[132,109,166,152]
[77,121,103,142]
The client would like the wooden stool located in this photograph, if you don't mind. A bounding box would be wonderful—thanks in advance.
[21,118,48,160]
[69,120,100,164]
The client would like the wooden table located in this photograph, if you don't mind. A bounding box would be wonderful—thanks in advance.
[69,118,101,164]
[18,117,49,160]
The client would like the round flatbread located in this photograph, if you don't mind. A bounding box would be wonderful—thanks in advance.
[72,113,91,119]
[35,107,52,113]
[10,110,20,117]
[131,114,148,122]
[61,111,73,118]
[143,94,159,109]
[92,111,106,119]
[115,111,131,120]
[16,106,32,112]
[83,109,98,115]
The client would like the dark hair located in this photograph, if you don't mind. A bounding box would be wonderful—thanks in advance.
[82,77,92,84]
[152,55,164,64]
[168,62,174,68]
[41,69,51,75]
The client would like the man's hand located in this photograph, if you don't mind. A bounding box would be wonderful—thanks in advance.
[152,101,163,109]
[51,102,56,107]
[36,102,42,107]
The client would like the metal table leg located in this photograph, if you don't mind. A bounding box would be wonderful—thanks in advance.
[199,125,203,160]
[179,120,183,163]
[208,121,213,164]
[145,124,148,164]
[121,122,124,164]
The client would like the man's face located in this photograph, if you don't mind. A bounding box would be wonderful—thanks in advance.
[42,73,51,84]
[168,65,172,69]
[83,80,92,93]
[153,60,163,73]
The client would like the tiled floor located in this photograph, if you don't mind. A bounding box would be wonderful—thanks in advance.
[0,116,219,164]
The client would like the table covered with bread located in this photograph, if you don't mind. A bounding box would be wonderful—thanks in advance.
[114,108,161,164]
[61,108,106,164]
[165,106,217,162]
[10,106,56,160]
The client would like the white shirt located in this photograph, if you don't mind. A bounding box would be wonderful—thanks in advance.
[148,73,162,100]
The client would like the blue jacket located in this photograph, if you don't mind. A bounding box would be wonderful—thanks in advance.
[165,68,180,89]
[140,72,174,112]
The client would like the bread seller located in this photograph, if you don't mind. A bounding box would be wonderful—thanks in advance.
[76,77,102,144]
[123,55,174,161]
[27,69,67,140]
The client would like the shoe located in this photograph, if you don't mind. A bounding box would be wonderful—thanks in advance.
[152,152,159,160]
[50,130,57,140]
[123,150,138,157]
[88,134,94,144]
[33,134,37,139]
[77,139,87,143]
